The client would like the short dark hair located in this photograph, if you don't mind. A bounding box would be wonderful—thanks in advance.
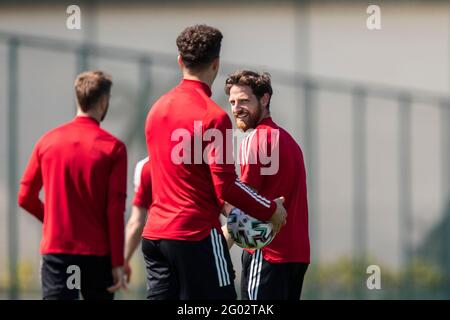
[176,24,223,71]
[225,70,273,108]
[75,70,112,112]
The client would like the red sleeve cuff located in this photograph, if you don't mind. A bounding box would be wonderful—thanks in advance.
[111,254,124,268]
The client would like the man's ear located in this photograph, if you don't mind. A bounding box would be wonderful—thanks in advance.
[177,55,184,69]
[260,93,270,109]
[99,94,107,110]
[212,57,220,71]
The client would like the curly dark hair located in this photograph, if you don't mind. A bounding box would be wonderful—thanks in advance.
[225,70,273,108]
[176,24,223,70]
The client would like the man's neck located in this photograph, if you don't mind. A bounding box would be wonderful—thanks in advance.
[183,72,213,88]
[76,109,101,123]
[257,113,271,125]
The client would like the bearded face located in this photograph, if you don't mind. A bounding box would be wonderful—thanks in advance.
[233,102,263,132]
[229,85,265,132]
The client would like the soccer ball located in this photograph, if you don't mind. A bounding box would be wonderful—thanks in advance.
[227,208,275,249]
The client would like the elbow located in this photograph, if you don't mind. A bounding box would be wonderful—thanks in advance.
[135,216,147,234]
[127,219,145,235]
[214,180,232,203]
[17,191,28,209]
[17,197,25,209]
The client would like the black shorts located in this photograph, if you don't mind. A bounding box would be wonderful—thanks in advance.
[41,254,114,300]
[241,250,309,300]
[141,229,237,300]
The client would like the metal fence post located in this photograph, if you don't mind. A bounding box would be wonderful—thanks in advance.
[73,44,90,114]
[440,99,450,299]
[7,37,19,300]
[303,79,319,298]
[76,44,89,74]
[441,100,450,210]
[137,57,151,147]
[352,87,368,299]
[398,93,413,299]
[123,57,151,151]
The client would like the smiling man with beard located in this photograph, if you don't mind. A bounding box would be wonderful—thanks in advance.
[224,70,310,300]
[142,25,288,300]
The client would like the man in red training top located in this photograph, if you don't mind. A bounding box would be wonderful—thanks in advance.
[143,25,287,300]
[18,70,127,300]
[123,157,151,284]
[224,70,310,300]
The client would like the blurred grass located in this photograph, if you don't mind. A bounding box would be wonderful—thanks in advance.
[1,255,448,300]
[302,256,448,300]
